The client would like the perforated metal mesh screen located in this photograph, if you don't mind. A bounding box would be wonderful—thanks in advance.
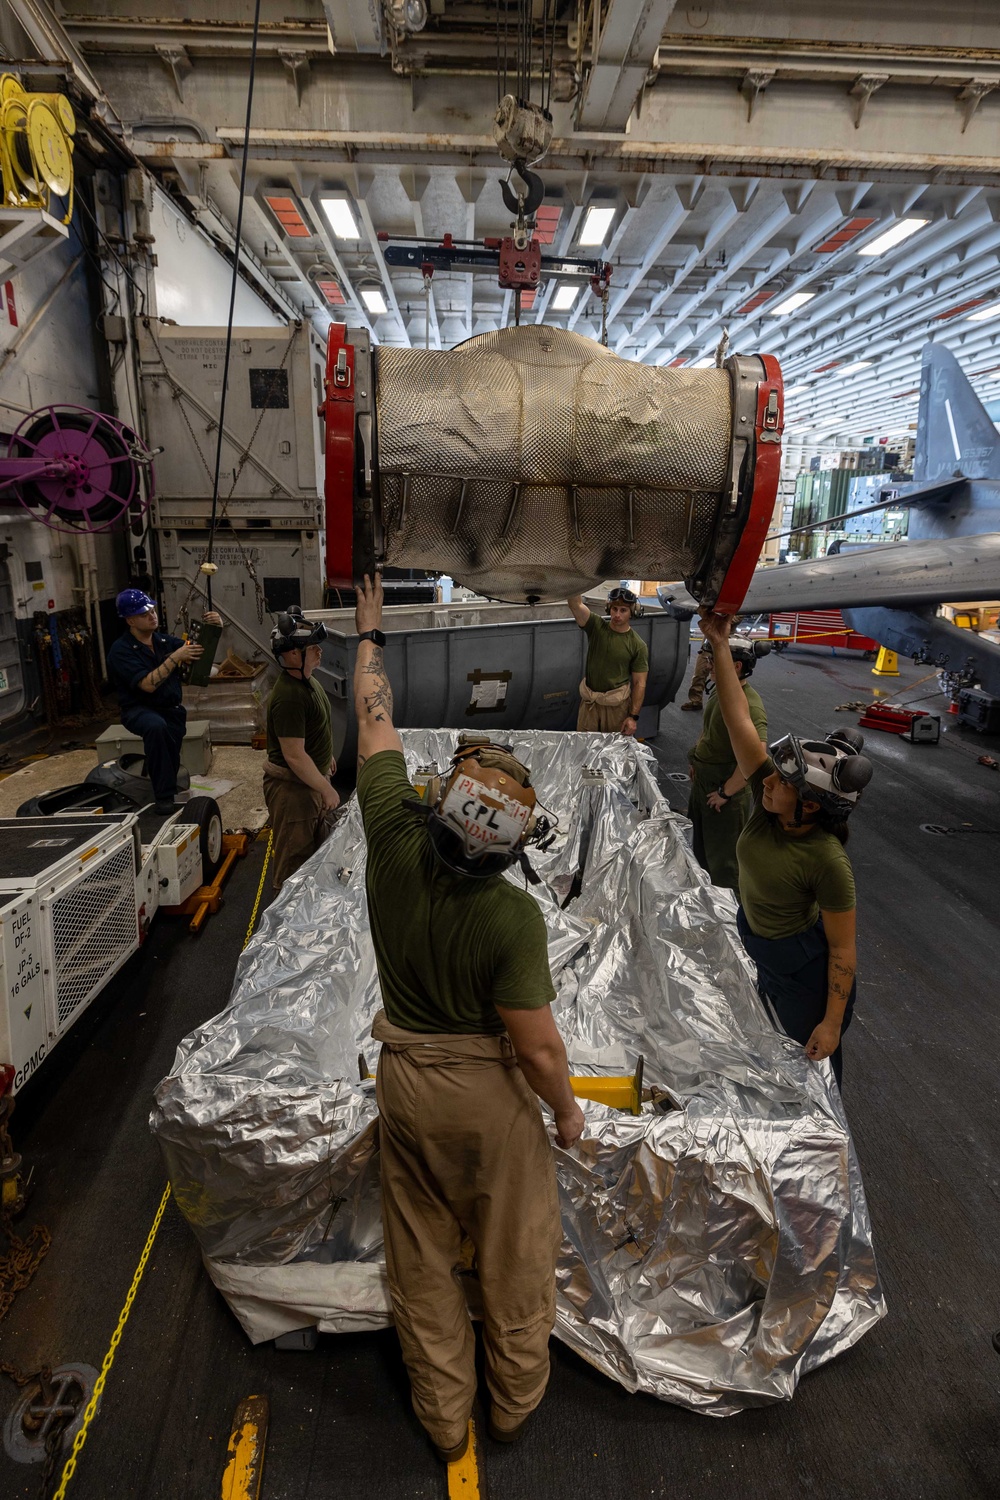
[376,327,732,601]
[51,842,137,1031]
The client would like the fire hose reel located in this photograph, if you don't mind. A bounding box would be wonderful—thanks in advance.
[323,324,781,612]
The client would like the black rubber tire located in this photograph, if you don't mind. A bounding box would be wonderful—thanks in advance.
[185,795,224,882]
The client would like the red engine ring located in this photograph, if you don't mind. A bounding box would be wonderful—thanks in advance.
[714,354,783,615]
[324,323,357,589]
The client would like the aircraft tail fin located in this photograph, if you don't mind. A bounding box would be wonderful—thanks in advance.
[915,343,1000,482]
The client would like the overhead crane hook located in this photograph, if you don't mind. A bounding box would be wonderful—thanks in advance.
[499,161,545,222]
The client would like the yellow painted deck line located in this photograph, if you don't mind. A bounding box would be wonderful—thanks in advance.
[221,1394,269,1500]
[446,1418,481,1499]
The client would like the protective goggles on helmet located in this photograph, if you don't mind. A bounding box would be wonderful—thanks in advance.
[408,738,555,880]
[768,729,873,818]
[271,606,328,659]
[607,587,637,606]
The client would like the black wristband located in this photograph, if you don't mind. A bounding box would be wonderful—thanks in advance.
[716,783,732,801]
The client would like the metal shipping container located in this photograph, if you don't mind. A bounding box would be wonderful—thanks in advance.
[312,601,690,766]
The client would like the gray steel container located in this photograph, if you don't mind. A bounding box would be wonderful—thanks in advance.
[311,600,689,766]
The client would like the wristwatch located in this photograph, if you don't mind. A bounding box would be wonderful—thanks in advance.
[716,783,732,801]
[357,628,386,648]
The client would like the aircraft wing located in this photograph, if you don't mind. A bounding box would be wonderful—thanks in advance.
[740,533,1000,614]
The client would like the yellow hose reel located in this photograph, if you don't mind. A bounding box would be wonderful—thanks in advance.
[0,73,74,224]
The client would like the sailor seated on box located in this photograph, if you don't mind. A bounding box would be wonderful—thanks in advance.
[566,586,649,736]
[106,589,222,814]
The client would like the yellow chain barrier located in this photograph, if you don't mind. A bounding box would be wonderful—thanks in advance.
[51,1183,171,1499]
[52,830,273,1497]
[243,830,273,950]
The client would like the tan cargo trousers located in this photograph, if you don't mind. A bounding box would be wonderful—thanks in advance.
[576,678,631,733]
[372,1009,563,1451]
[262,761,331,891]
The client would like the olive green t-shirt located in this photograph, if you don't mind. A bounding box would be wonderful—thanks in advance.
[689,683,767,782]
[583,614,649,692]
[357,750,556,1033]
[736,758,856,939]
[266,672,333,775]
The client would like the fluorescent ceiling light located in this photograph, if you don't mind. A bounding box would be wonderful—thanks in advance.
[691,356,715,369]
[319,195,360,240]
[769,291,815,316]
[857,218,928,256]
[553,285,579,310]
[967,298,1000,322]
[361,287,387,315]
[579,205,616,246]
[840,360,873,374]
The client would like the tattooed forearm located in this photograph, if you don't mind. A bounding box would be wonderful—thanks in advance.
[825,954,856,1022]
[359,647,394,721]
[364,684,393,721]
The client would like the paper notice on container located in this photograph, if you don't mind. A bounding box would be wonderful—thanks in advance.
[466,669,512,715]
[470,679,506,709]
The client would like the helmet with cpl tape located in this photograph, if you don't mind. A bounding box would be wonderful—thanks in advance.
[768,727,873,819]
[270,605,328,661]
[408,734,555,879]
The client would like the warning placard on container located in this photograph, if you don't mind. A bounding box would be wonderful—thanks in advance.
[466,669,512,715]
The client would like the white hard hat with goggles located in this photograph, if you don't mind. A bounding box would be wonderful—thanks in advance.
[768,728,873,819]
[407,735,556,881]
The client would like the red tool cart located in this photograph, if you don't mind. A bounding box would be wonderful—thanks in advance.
[768,610,878,653]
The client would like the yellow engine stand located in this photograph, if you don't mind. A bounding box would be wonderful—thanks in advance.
[871,646,900,677]
[569,1055,645,1116]
[357,1053,664,1119]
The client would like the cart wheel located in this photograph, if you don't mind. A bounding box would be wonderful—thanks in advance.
[186,795,224,882]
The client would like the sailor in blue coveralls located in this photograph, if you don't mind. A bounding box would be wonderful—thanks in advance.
[106,589,222,813]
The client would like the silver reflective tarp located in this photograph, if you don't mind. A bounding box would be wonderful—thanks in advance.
[151,730,885,1416]
[376,327,732,602]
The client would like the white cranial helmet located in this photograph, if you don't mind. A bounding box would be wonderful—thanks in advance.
[768,728,873,818]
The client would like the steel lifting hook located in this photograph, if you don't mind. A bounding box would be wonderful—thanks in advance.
[499,162,545,219]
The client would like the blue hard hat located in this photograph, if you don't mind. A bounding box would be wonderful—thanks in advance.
[116,588,157,618]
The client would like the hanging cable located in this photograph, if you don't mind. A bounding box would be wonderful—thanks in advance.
[204,0,264,614]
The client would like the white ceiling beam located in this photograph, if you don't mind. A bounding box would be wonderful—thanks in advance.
[603,189,689,325]
[616,197,741,352]
[645,197,794,360]
[575,0,680,131]
[353,169,412,347]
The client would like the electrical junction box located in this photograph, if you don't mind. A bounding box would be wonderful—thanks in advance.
[154,822,202,906]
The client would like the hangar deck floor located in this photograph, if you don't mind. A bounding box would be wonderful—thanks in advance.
[1,645,997,1500]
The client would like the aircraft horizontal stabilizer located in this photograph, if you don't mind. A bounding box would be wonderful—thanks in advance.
[741,533,1000,614]
[843,605,1000,698]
